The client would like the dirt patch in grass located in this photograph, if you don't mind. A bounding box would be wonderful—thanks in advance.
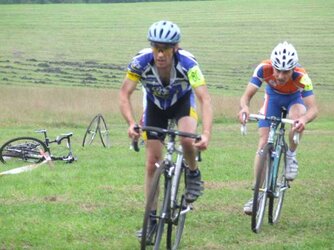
[205,180,249,190]
[0,58,126,89]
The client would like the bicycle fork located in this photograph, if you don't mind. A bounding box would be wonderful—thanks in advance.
[170,147,192,221]
[270,145,289,198]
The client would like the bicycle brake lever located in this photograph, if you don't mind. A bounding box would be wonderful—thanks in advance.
[194,136,202,162]
[132,140,139,152]
[132,124,140,152]
[240,125,247,135]
[196,151,202,162]
[241,112,247,135]
[293,132,300,144]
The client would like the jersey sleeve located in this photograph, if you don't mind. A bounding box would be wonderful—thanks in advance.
[300,74,313,91]
[300,74,314,97]
[187,65,206,88]
[249,63,264,88]
[126,70,141,82]
[126,48,153,82]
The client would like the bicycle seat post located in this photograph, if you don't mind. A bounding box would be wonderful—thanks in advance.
[43,131,50,147]
[35,129,49,147]
[67,136,73,152]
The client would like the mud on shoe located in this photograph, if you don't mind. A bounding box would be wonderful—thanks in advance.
[185,169,204,203]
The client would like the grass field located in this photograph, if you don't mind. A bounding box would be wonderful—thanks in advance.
[0,1,334,249]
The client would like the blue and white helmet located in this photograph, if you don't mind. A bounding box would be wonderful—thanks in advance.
[270,41,299,70]
[147,20,181,44]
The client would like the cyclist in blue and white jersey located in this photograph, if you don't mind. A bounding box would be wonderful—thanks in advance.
[119,20,213,236]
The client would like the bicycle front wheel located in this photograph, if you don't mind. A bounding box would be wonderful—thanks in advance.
[269,142,288,224]
[82,114,100,147]
[167,161,187,250]
[0,137,48,165]
[141,162,170,250]
[98,115,111,148]
[251,143,273,233]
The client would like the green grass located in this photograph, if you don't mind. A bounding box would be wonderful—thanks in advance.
[0,1,334,249]
[0,122,333,249]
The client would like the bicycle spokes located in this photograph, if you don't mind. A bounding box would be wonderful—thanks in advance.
[0,137,49,171]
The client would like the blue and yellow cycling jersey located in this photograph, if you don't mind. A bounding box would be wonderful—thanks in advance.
[126,48,206,110]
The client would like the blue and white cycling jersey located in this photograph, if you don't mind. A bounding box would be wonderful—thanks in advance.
[126,48,206,110]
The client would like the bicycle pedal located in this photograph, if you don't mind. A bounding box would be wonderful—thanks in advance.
[181,204,193,214]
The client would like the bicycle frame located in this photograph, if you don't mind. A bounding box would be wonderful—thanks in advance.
[266,118,288,198]
[35,129,75,163]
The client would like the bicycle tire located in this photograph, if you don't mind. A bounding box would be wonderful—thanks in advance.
[82,114,100,147]
[251,143,272,233]
[0,137,48,164]
[268,142,288,224]
[167,160,187,250]
[98,115,111,148]
[141,162,170,250]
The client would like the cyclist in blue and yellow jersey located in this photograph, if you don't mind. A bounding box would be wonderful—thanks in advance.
[119,21,213,236]
[238,41,318,215]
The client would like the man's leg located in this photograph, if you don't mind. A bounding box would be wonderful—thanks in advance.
[137,139,162,240]
[285,103,306,180]
[145,139,163,208]
[244,127,268,215]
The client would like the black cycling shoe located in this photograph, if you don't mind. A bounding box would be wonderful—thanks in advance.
[185,169,204,203]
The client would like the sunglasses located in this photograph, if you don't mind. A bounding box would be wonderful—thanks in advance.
[151,42,175,53]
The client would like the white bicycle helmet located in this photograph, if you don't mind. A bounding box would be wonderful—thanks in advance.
[270,41,298,70]
[147,20,181,44]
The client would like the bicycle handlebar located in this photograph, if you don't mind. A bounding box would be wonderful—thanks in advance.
[141,126,201,141]
[35,129,73,144]
[55,133,73,144]
[249,114,295,125]
[241,113,299,144]
[131,125,202,152]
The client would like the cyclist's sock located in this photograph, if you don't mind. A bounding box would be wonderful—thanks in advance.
[287,149,296,156]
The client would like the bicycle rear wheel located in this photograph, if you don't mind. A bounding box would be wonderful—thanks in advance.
[269,142,288,224]
[167,161,187,250]
[0,137,48,165]
[141,162,170,250]
[251,143,272,233]
[82,114,100,147]
[98,115,111,148]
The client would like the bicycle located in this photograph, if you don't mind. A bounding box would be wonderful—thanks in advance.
[0,129,76,167]
[82,113,111,148]
[241,107,299,233]
[133,124,201,250]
